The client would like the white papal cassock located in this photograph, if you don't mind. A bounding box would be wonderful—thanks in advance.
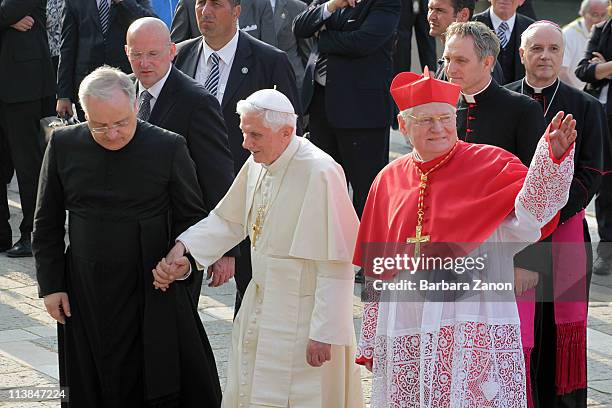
[178,136,364,408]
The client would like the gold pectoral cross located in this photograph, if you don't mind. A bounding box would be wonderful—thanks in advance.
[407,225,430,259]
[251,206,265,248]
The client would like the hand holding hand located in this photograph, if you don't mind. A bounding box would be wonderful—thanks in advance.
[11,15,34,32]
[44,292,71,324]
[548,111,576,160]
[306,339,332,367]
[153,256,190,291]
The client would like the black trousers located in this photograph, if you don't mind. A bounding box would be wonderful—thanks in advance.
[308,84,389,219]
[0,97,53,241]
[394,0,436,73]
[596,118,612,260]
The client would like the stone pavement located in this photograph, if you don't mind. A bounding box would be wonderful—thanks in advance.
[0,131,611,407]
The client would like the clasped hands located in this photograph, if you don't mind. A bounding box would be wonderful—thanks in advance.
[152,241,235,291]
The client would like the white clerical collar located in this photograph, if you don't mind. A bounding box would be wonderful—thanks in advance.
[264,136,299,174]
[489,8,516,33]
[138,65,172,100]
[202,30,239,67]
[461,78,492,103]
[524,77,558,93]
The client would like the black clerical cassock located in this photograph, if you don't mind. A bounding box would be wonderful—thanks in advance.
[456,78,545,165]
[508,77,608,408]
[33,121,222,407]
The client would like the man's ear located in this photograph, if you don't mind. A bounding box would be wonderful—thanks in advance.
[457,8,470,22]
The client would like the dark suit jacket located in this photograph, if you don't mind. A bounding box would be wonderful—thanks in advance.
[58,0,156,101]
[294,0,401,129]
[170,0,199,43]
[0,0,55,103]
[239,0,312,90]
[174,30,300,173]
[132,66,234,213]
[473,8,534,84]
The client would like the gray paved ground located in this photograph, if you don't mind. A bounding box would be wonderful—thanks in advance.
[0,131,610,407]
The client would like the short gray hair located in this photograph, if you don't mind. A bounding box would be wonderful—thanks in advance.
[78,66,136,113]
[445,21,500,60]
[580,0,608,16]
[236,100,297,132]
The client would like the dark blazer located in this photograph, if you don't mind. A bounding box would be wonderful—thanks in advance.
[239,0,312,89]
[174,30,300,173]
[132,66,235,213]
[294,0,401,129]
[0,0,56,103]
[473,8,534,84]
[58,0,156,101]
[170,0,199,43]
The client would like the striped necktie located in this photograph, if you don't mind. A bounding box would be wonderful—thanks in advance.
[497,21,509,49]
[204,52,220,97]
[315,53,327,85]
[98,0,110,35]
[137,90,153,121]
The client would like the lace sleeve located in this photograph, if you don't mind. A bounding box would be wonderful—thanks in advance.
[356,283,379,364]
[517,133,575,226]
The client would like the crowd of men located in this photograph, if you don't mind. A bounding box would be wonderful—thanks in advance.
[0,0,610,406]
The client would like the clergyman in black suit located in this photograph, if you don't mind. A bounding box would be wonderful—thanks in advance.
[126,17,237,304]
[173,0,299,312]
[294,0,401,219]
[0,0,56,257]
[473,0,534,84]
[56,0,156,120]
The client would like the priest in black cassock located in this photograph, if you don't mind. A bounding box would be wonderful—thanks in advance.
[32,67,222,407]
[443,21,544,165]
[507,21,607,408]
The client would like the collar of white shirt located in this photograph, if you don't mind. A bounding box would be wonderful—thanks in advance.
[489,8,516,35]
[138,65,172,102]
[202,29,240,67]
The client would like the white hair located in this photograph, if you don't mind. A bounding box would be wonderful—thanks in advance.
[78,66,136,113]
[580,0,608,16]
[236,100,297,132]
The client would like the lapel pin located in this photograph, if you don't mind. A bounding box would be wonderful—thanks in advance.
[242,67,249,74]
[281,12,286,19]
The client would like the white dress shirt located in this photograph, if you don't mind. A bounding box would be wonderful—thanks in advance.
[137,65,172,114]
[195,30,240,104]
[489,8,516,41]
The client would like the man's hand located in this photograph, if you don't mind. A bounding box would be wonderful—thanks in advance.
[326,0,356,13]
[514,267,539,296]
[306,339,332,367]
[56,99,74,119]
[11,16,34,32]
[43,292,71,324]
[153,256,190,291]
[209,256,235,287]
[548,111,576,160]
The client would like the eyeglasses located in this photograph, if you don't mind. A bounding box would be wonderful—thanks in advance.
[127,49,168,61]
[587,11,608,19]
[405,113,456,127]
[89,119,130,135]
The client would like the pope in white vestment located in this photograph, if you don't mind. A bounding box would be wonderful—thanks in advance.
[164,89,364,407]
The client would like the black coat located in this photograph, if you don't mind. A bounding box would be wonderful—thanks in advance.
[473,8,534,85]
[174,30,300,173]
[57,0,156,101]
[457,79,544,166]
[132,66,235,214]
[0,0,55,103]
[294,0,401,128]
[170,0,199,43]
[33,122,221,406]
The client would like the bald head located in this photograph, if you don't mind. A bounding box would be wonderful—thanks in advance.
[519,22,564,87]
[126,17,176,89]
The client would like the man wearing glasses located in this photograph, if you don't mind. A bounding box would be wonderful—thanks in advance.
[32,66,222,406]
